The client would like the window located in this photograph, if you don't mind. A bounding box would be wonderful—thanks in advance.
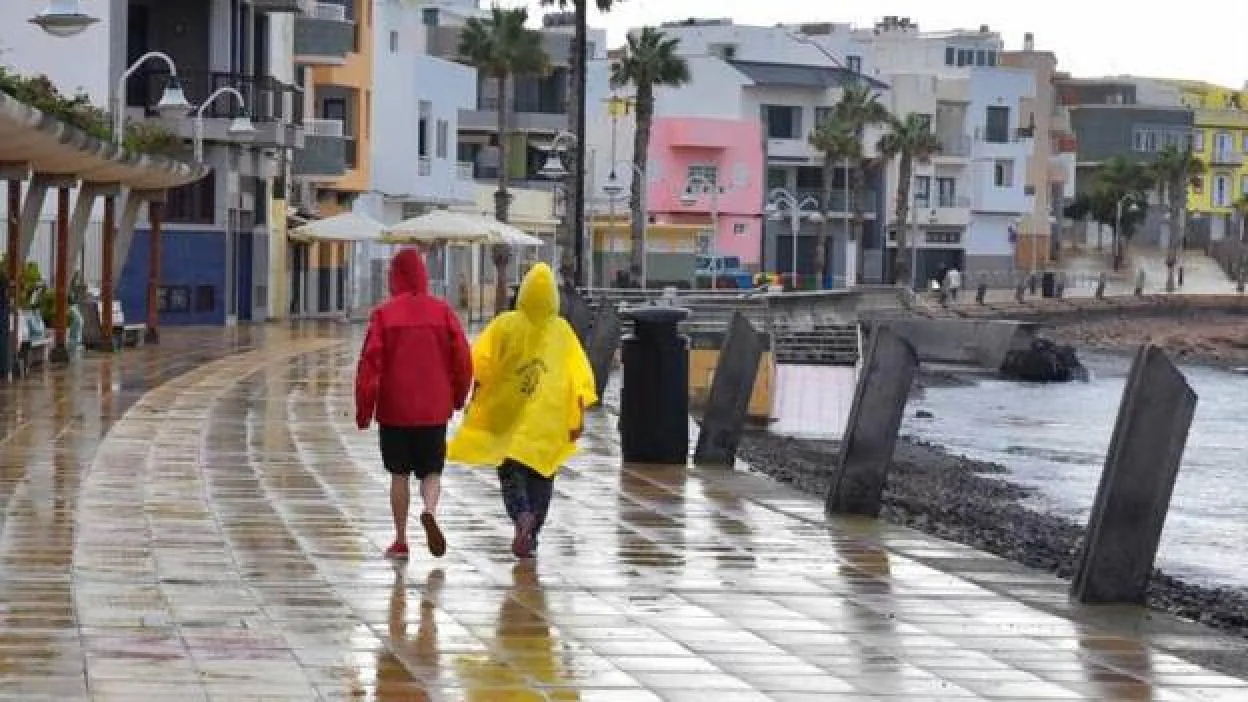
[993,160,1014,187]
[421,7,438,26]
[389,30,398,53]
[158,286,191,313]
[913,175,931,208]
[937,177,957,207]
[1215,131,1234,158]
[435,119,449,158]
[1213,174,1232,207]
[958,49,974,67]
[1242,134,1248,153]
[975,50,987,66]
[709,43,737,60]
[733,223,746,235]
[986,51,997,67]
[195,286,216,313]
[846,55,861,73]
[945,46,956,66]
[984,106,1010,143]
[926,230,962,244]
[766,167,788,190]
[762,105,801,140]
[1192,175,1204,194]
[795,166,822,189]
[686,164,718,188]
[914,113,933,132]
[1193,130,1205,151]
[165,172,216,224]
[1242,174,1248,196]
[417,101,431,157]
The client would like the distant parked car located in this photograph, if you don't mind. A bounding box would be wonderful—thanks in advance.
[695,255,752,289]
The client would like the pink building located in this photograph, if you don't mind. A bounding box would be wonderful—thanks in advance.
[646,116,765,269]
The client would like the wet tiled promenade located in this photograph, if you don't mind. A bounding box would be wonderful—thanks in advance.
[3,325,1248,701]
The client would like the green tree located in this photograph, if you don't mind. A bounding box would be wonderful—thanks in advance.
[808,115,858,286]
[609,27,690,281]
[1149,144,1204,290]
[877,113,943,286]
[1235,194,1248,292]
[830,84,890,284]
[458,6,549,313]
[1087,157,1155,270]
[540,0,620,284]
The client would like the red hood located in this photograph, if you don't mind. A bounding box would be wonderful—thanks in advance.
[389,248,429,296]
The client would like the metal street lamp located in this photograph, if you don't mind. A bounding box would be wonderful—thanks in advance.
[29,0,98,37]
[766,188,823,288]
[680,174,742,290]
[539,131,577,180]
[114,51,192,141]
[1113,194,1140,271]
[602,160,648,287]
[192,87,255,162]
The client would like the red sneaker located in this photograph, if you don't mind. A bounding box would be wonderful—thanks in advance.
[384,541,410,561]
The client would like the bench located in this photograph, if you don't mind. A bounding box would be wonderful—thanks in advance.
[121,323,146,347]
[17,310,51,373]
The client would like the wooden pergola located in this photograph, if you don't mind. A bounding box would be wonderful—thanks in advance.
[0,91,208,370]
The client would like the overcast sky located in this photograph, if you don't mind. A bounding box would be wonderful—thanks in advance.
[516,0,1248,88]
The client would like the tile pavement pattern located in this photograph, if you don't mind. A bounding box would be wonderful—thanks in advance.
[0,325,1246,700]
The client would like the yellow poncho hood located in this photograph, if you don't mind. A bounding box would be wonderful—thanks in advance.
[448,264,597,477]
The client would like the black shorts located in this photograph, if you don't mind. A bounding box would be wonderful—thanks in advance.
[378,425,447,478]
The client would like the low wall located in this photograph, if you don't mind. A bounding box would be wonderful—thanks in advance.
[763,286,911,328]
[688,330,776,420]
[862,317,1038,368]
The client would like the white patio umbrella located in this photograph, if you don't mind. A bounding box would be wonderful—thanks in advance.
[488,219,546,247]
[383,209,494,245]
[289,212,385,242]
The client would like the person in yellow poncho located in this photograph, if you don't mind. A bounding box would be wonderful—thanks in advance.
[448,263,597,558]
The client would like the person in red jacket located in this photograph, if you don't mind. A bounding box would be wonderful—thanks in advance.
[356,248,472,561]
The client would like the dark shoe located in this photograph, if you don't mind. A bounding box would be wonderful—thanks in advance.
[513,513,536,559]
[421,512,446,558]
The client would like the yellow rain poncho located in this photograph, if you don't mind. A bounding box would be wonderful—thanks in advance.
[448,263,597,477]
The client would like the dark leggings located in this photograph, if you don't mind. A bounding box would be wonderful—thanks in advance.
[497,459,554,537]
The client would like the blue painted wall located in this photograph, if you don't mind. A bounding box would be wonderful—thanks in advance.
[118,228,227,326]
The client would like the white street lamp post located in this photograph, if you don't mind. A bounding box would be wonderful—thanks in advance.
[1114,193,1139,270]
[602,161,647,287]
[29,0,98,37]
[114,51,192,142]
[766,188,823,288]
[680,175,724,289]
[192,87,256,162]
[539,130,583,284]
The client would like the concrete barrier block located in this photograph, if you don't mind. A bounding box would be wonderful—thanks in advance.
[587,305,622,403]
[827,326,918,516]
[694,312,765,466]
[1071,345,1198,605]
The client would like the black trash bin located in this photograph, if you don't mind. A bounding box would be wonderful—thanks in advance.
[619,306,690,464]
[1041,271,1057,298]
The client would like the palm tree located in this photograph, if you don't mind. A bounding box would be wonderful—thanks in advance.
[540,0,619,285]
[1150,144,1204,291]
[877,113,943,287]
[1088,157,1155,270]
[808,114,858,287]
[458,6,549,314]
[610,27,691,280]
[830,84,890,284]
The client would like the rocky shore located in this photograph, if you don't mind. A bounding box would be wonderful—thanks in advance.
[736,431,1248,640]
[1048,311,1248,369]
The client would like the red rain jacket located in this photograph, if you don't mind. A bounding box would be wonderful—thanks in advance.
[355,249,472,429]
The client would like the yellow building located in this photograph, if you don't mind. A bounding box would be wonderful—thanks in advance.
[1167,80,1248,236]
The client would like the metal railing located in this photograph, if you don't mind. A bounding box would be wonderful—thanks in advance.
[456,161,474,180]
[311,1,349,21]
[304,117,344,137]
[937,134,972,157]
[128,70,303,123]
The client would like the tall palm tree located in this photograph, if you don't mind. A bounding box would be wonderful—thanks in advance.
[831,84,890,284]
[458,6,549,314]
[610,27,691,280]
[877,113,943,287]
[540,0,620,286]
[1150,144,1204,291]
[1089,157,1155,270]
[808,114,858,287]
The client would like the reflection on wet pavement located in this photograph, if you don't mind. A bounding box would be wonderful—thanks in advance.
[0,325,1245,700]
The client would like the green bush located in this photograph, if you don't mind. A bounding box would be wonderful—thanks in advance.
[0,67,185,159]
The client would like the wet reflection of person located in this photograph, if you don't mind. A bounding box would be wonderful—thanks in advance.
[377,569,444,701]
[495,563,579,701]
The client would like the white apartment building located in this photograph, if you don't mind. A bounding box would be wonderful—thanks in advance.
[598,16,1057,286]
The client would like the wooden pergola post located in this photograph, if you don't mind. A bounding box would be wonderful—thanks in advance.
[50,186,70,362]
[145,197,164,345]
[6,178,20,379]
[100,194,116,351]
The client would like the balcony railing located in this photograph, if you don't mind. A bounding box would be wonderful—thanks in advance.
[936,135,971,157]
[311,1,348,21]
[128,70,303,123]
[477,95,567,115]
[793,189,879,212]
[1211,150,1245,166]
[457,161,474,180]
[304,117,345,137]
[937,196,972,208]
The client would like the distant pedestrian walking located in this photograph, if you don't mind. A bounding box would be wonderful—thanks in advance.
[355,249,473,561]
[448,263,597,559]
[944,266,962,302]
